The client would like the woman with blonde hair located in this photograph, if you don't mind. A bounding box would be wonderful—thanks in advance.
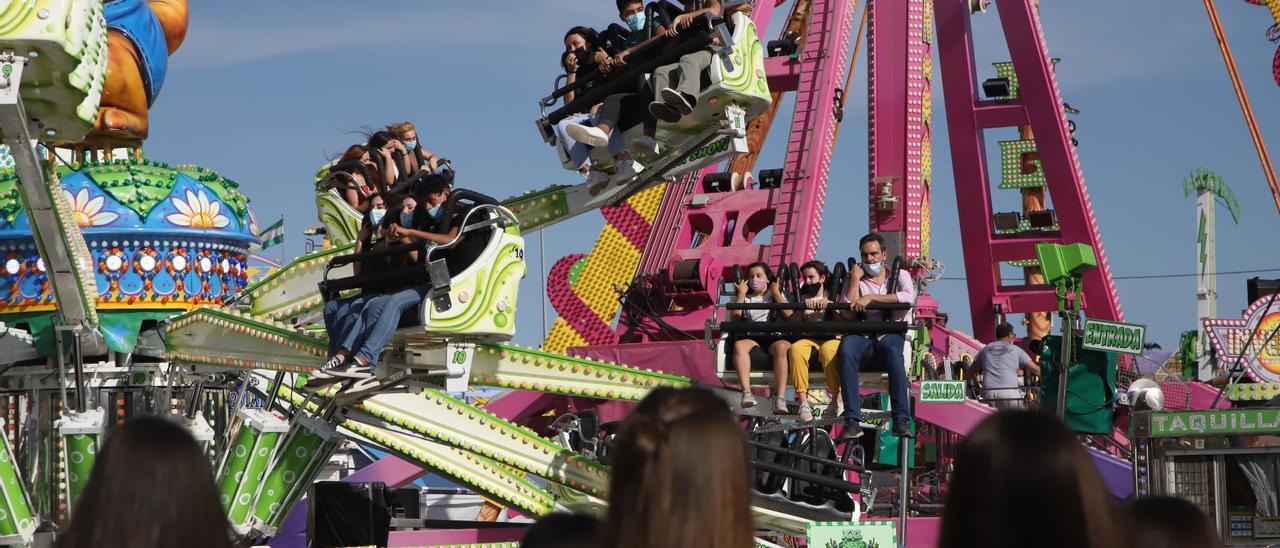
[599,387,755,548]
[387,121,439,174]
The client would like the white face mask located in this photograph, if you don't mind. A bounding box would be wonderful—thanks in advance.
[862,262,883,276]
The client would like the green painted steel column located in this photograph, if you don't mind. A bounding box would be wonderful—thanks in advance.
[248,415,340,536]
[55,409,103,517]
[217,408,289,535]
[0,420,37,545]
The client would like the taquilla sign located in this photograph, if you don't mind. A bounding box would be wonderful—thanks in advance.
[1148,409,1280,437]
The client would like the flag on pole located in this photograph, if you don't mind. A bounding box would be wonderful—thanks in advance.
[252,217,284,251]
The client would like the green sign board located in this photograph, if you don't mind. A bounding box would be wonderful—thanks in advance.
[1082,318,1146,355]
[807,520,896,548]
[919,381,966,404]
[1149,409,1280,437]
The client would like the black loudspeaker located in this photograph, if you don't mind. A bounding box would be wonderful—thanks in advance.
[308,481,391,547]
[1249,278,1280,304]
[388,487,421,519]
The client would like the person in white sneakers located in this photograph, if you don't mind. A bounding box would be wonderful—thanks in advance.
[730,262,795,412]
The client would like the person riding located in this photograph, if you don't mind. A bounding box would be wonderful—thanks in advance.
[730,261,795,412]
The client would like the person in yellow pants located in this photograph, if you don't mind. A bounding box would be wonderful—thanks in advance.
[787,261,843,421]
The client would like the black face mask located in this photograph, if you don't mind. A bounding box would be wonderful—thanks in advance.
[800,283,823,297]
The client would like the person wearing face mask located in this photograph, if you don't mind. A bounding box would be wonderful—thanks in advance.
[730,262,795,412]
[387,121,440,175]
[308,173,460,387]
[786,260,845,422]
[561,0,668,166]
[556,26,631,187]
[833,233,916,440]
[316,192,391,378]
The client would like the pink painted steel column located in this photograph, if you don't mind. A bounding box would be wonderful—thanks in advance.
[994,0,1123,323]
[770,0,857,265]
[934,0,1001,342]
[868,0,933,262]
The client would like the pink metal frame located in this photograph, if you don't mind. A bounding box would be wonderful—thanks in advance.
[934,0,1122,342]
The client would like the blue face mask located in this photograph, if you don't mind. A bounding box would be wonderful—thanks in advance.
[863,262,883,277]
[427,204,443,219]
[369,209,386,226]
[400,211,414,227]
[403,139,417,150]
[625,12,646,32]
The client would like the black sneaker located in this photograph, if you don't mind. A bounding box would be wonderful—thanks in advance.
[660,87,697,115]
[892,417,913,438]
[648,101,682,123]
[836,418,863,442]
[305,355,348,387]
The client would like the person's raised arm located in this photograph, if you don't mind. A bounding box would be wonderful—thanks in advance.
[771,279,795,320]
[1020,347,1041,377]
[839,268,863,319]
[666,0,720,37]
[729,278,748,320]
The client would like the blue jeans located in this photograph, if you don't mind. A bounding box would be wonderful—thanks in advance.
[351,283,433,367]
[555,112,626,167]
[836,333,910,421]
[323,295,369,357]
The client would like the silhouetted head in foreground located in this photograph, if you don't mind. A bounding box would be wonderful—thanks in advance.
[599,387,754,548]
[58,416,233,548]
[938,410,1121,548]
[1124,495,1223,548]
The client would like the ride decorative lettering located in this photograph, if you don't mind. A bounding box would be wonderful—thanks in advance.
[1081,318,1146,355]
[1149,409,1280,437]
[919,381,965,404]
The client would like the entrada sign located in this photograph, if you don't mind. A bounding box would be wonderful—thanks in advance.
[919,381,966,404]
[1082,318,1146,355]
[1149,409,1280,437]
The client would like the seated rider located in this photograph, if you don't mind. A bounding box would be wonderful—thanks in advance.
[649,0,745,123]
[316,192,392,376]
[730,262,795,413]
[367,131,413,189]
[387,121,441,174]
[330,144,387,211]
[556,26,629,184]
[787,260,844,422]
[834,233,915,441]
[307,173,459,386]
[562,0,669,164]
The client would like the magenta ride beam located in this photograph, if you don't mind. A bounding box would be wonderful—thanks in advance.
[935,0,1122,342]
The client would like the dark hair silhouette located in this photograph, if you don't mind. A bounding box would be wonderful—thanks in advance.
[858,232,885,250]
[996,322,1015,339]
[1124,496,1223,548]
[599,387,754,548]
[521,513,600,548]
[57,416,234,548]
[938,410,1122,548]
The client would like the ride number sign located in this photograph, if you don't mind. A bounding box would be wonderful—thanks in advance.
[919,381,966,404]
[1082,318,1146,355]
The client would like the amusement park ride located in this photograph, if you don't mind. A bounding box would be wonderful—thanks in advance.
[0,0,1272,546]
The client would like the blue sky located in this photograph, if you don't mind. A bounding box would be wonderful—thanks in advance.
[143,0,1280,350]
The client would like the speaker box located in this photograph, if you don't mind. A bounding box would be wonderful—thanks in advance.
[388,487,421,519]
[308,481,390,547]
[1248,278,1280,305]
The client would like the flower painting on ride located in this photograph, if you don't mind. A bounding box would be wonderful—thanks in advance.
[64,187,119,228]
[0,160,258,321]
[166,189,231,229]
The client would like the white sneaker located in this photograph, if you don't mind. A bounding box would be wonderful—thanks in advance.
[566,124,610,148]
[339,375,386,400]
[629,136,660,160]
[798,402,814,422]
[773,398,788,414]
[741,392,758,408]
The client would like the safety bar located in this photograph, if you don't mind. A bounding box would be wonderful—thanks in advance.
[723,302,912,311]
[715,321,909,335]
[751,461,861,494]
[748,440,865,473]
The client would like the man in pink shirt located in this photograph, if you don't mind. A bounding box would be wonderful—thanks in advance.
[835,233,915,440]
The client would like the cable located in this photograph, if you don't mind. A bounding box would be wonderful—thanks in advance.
[932,267,1280,282]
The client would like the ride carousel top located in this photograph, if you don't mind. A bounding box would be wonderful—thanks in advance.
[0,148,259,355]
